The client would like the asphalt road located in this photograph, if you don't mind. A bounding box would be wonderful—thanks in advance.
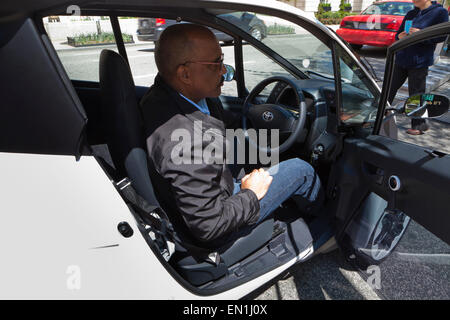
[54,37,450,300]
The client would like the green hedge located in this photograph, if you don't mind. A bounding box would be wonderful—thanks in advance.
[339,0,352,11]
[267,23,295,35]
[315,11,358,25]
[317,2,332,15]
[67,32,134,46]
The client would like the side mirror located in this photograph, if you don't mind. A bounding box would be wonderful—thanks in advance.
[404,93,449,119]
[223,64,235,82]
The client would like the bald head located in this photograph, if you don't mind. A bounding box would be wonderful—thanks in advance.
[155,24,218,82]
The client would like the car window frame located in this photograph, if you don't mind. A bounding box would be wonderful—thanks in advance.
[36,5,383,130]
[36,5,377,134]
[35,1,380,106]
[373,21,450,135]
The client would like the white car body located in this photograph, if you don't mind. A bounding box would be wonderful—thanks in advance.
[0,0,382,299]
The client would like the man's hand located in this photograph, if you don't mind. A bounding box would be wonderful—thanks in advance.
[241,168,273,200]
[398,31,408,39]
[408,27,421,34]
[399,27,420,39]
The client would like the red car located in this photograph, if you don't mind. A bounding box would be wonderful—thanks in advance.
[336,0,415,49]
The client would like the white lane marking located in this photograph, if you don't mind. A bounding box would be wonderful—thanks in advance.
[58,51,104,57]
[58,59,99,64]
[134,73,157,79]
[339,268,382,300]
[395,252,450,265]
[127,54,152,59]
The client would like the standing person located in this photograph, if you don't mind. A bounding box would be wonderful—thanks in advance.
[387,0,448,135]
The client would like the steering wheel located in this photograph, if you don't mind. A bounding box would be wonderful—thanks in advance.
[242,76,307,154]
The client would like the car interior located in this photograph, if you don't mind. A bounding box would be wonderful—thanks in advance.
[92,47,336,293]
[93,47,344,292]
[2,0,450,300]
[55,10,348,293]
[4,5,399,296]
[5,1,444,296]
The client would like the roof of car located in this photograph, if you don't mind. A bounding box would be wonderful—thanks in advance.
[372,0,414,3]
[1,0,316,21]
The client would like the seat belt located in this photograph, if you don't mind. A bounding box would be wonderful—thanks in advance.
[115,178,222,266]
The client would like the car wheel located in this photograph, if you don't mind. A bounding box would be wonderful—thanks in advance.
[350,44,363,50]
[250,26,263,41]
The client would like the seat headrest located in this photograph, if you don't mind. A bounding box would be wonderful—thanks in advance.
[99,49,160,206]
[99,49,143,176]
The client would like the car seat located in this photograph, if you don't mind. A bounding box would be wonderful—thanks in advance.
[98,49,276,285]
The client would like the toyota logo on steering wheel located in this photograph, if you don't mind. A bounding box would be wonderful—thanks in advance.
[262,111,274,122]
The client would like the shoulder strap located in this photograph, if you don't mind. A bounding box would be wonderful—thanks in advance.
[115,178,221,266]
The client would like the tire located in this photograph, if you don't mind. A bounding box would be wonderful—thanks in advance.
[250,26,263,41]
[350,44,363,50]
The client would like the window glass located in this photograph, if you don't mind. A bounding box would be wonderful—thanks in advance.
[43,16,119,82]
[335,45,380,125]
[218,12,334,79]
[362,2,415,16]
[119,17,237,96]
[118,17,156,86]
[220,43,238,97]
[242,44,290,94]
[381,34,450,153]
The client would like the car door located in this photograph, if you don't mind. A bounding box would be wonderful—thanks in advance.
[329,22,450,272]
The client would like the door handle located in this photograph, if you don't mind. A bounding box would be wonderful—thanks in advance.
[362,162,385,185]
[424,149,446,158]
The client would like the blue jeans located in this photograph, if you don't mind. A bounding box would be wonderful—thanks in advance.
[233,158,323,223]
[211,158,323,247]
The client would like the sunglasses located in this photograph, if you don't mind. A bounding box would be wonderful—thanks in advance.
[182,53,224,70]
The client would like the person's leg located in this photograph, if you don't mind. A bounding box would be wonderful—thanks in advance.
[407,67,429,134]
[256,158,323,223]
[388,64,409,105]
[211,158,322,248]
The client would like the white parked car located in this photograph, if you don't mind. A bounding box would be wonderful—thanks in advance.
[0,0,449,299]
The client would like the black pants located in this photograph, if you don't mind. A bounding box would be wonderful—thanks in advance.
[388,64,429,131]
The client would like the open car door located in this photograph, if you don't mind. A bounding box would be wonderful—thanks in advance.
[329,22,450,270]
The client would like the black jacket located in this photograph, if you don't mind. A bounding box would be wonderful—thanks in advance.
[140,74,260,243]
[395,4,448,69]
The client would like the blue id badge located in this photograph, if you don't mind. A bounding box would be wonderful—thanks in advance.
[405,20,412,34]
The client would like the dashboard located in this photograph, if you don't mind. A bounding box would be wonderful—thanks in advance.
[266,79,336,116]
[258,77,379,162]
[266,78,377,125]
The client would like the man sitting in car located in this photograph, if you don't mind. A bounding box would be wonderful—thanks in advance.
[140,24,323,247]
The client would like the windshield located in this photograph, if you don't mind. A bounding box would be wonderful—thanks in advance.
[217,12,334,78]
[362,2,415,16]
[217,11,380,125]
